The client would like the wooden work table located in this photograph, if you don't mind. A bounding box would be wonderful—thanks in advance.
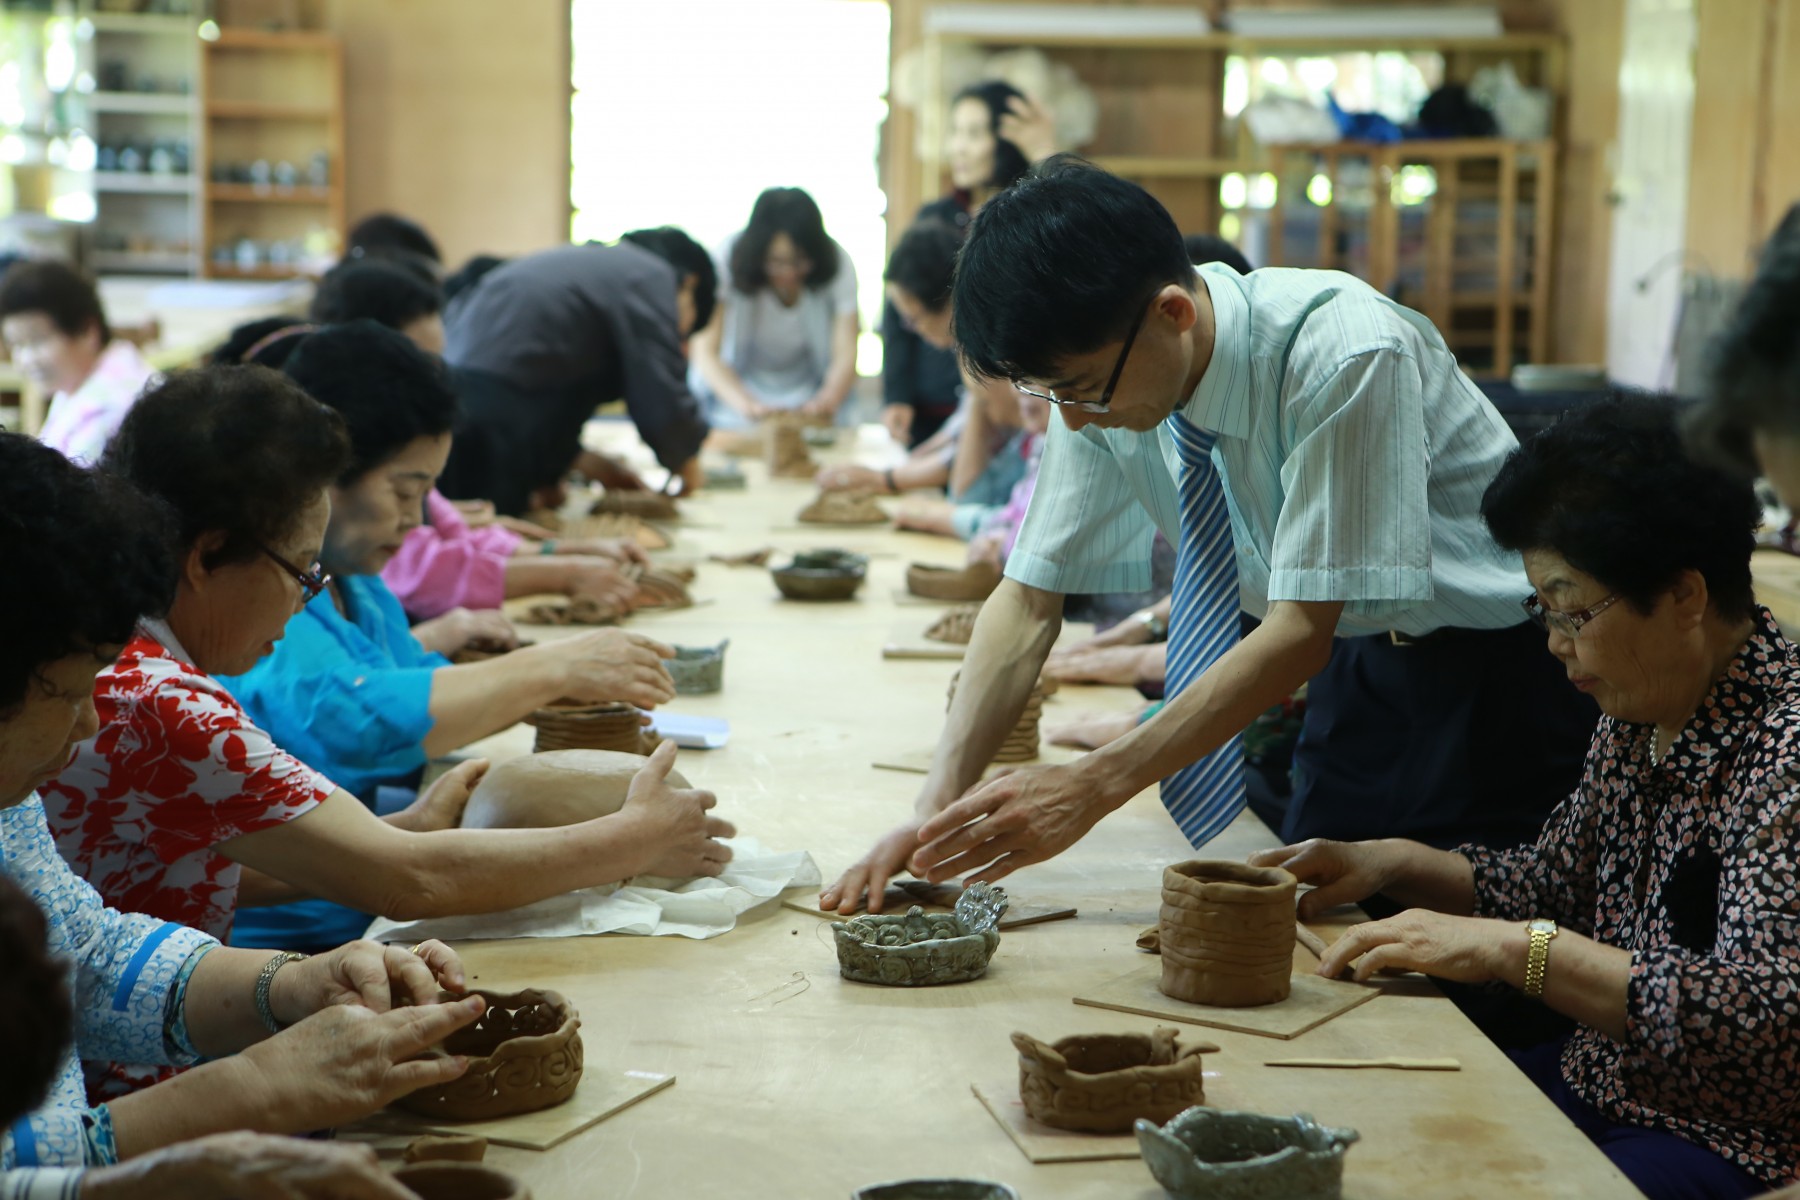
[363,429,1640,1199]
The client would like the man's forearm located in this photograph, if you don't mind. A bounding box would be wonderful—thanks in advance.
[915,579,1063,816]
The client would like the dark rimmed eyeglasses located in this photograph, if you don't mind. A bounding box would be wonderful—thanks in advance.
[1014,300,1150,415]
[1521,591,1619,639]
[261,545,331,604]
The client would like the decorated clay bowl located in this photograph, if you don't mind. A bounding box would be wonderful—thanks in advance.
[906,561,1002,602]
[666,641,728,695]
[394,989,583,1121]
[1013,1027,1207,1133]
[393,1164,530,1200]
[1134,1107,1359,1200]
[832,884,1007,987]
[852,1183,1019,1200]
[771,550,868,601]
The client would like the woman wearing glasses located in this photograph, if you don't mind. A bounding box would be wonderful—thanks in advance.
[1252,396,1797,1199]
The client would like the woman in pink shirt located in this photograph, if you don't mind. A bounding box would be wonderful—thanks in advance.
[0,260,157,466]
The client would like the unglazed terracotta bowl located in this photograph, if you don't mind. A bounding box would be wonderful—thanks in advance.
[905,561,1002,602]
[394,989,583,1121]
[1134,1107,1359,1200]
[1013,1026,1208,1133]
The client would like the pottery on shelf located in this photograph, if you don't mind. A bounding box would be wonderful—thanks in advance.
[666,641,727,694]
[924,604,981,645]
[590,490,679,521]
[1158,862,1298,1008]
[394,989,583,1122]
[1012,1026,1207,1133]
[1133,1107,1359,1200]
[797,489,889,526]
[947,670,1047,764]
[771,550,868,601]
[766,418,816,479]
[460,749,688,830]
[906,561,1002,602]
[392,1163,530,1200]
[852,1183,1020,1200]
[524,701,658,755]
[832,883,1008,986]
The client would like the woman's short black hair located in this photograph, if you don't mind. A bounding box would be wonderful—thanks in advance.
[953,155,1193,383]
[282,319,458,482]
[1482,392,1761,620]
[0,433,176,712]
[0,876,70,1125]
[620,227,719,333]
[103,365,350,570]
[1185,233,1253,275]
[1691,203,1800,475]
[348,212,442,265]
[728,187,840,296]
[885,218,964,313]
[211,316,314,368]
[952,80,1031,192]
[0,259,110,344]
[311,259,444,330]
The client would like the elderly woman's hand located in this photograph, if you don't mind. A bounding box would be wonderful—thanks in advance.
[817,463,887,494]
[551,628,677,710]
[1315,910,1524,985]
[563,559,641,613]
[233,994,484,1135]
[82,1132,419,1200]
[411,608,520,658]
[552,535,651,566]
[1248,838,1402,920]
[270,939,466,1025]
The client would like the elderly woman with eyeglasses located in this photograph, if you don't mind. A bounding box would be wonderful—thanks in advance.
[1252,395,1800,1199]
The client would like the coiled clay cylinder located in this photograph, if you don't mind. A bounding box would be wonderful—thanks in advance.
[1158,861,1297,1007]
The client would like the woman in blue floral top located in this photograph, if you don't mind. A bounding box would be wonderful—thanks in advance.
[0,434,484,1192]
[1255,396,1799,1199]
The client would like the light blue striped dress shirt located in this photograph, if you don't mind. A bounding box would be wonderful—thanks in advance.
[1006,265,1529,636]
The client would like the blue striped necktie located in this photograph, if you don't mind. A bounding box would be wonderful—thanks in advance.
[1160,412,1246,847]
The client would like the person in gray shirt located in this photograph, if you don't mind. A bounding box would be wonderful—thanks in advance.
[439,228,717,514]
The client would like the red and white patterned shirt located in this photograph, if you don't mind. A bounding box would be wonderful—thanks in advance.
[41,622,335,944]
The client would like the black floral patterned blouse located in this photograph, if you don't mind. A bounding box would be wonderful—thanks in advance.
[1461,607,1800,1187]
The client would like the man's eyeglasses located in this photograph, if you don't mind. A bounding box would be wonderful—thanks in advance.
[1521,591,1618,639]
[261,545,331,604]
[1014,300,1150,415]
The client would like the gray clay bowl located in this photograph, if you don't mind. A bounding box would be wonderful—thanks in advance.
[833,884,1007,987]
[393,1163,531,1200]
[853,1182,1019,1200]
[1134,1106,1359,1200]
[666,641,727,695]
[802,424,839,447]
[771,550,868,601]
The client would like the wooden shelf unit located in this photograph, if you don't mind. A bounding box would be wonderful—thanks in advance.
[199,28,344,279]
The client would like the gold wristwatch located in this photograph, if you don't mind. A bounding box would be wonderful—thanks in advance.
[1523,918,1558,997]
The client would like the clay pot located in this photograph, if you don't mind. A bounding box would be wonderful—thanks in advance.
[832,884,1008,987]
[906,561,1002,602]
[666,641,727,695]
[1134,1107,1359,1200]
[395,989,582,1122]
[524,701,657,755]
[947,671,1046,764]
[1013,1027,1207,1133]
[766,419,816,479]
[798,489,888,525]
[460,749,688,830]
[590,491,679,521]
[772,550,867,601]
[1158,862,1297,1008]
[393,1164,529,1200]
[924,605,980,646]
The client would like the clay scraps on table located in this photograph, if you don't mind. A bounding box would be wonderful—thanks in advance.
[797,489,888,526]
[924,604,981,645]
[591,490,680,521]
[766,418,816,479]
[949,669,1050,763]
[708,546,774,568]
[525,595,626,626]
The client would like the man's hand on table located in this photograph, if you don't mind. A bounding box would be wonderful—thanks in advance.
[909,760,1122,887]
[819,818,927,914]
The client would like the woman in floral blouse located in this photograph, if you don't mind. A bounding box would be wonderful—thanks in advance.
[0,432,481,1188]
[1253,395,1798,1199]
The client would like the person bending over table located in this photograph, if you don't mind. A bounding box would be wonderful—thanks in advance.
[0,259,157,466]
[690,187,859,431]
[439,228,718,514]
[0,875,421,1200]
[1254,396,1799,1199]
[822,157,1597,914]
[0,433,483,1178]
[39,360,727,1031]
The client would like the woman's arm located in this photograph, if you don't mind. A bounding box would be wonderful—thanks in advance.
[688,299,765,419]
[947,379,997,501]
[804,312,860,417]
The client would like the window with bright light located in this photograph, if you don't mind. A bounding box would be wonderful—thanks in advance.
[569,0,892,375]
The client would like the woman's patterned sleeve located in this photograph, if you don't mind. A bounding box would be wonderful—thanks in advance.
[1619,780,1800,1125]
[1460,755,1605,931]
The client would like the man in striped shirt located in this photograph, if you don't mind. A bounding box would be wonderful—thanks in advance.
[822,157,1596,915]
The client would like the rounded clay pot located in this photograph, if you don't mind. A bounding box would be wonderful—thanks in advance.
[460,749,688,830]
[393,1163,530,1200]
[1158,861,1297,1008]
[852,1182,1020,1200]
[905,561,1002,602]
[666,641,727,695]
[771,550,867,601]
[1012,1026,1207,1133]
[394,989,583,1121]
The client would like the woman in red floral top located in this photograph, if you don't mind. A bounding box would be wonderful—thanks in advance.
[1255,395,1797,1199]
